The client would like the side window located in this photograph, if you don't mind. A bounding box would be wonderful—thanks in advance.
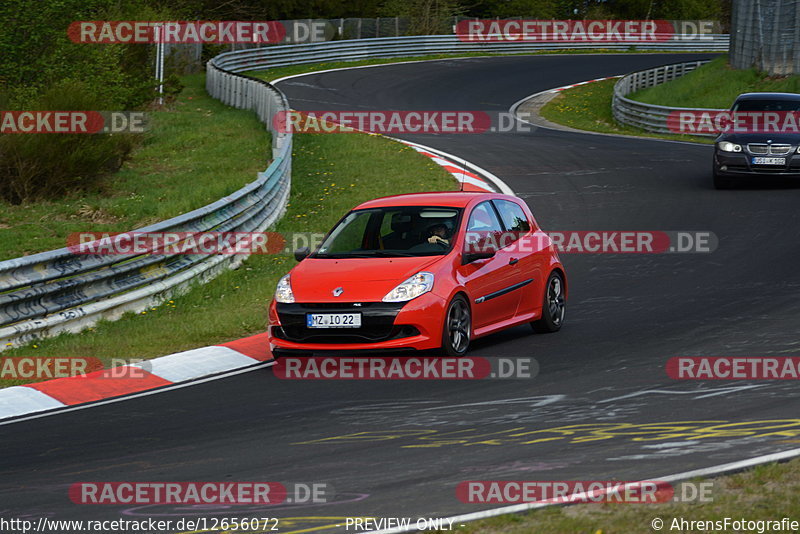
[467,202,503,233]
[493,200,531,233]
[465,201,504,253]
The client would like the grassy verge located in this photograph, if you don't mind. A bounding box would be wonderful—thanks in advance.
[0,74,269,261]
[1,131,453,385]
[539,79,713,143]
[460,458,800,533]
[631,55,800,109]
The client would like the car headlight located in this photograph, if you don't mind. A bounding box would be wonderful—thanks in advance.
[275,274,295,303]
[382,272,434,302]
[718,141,742,152]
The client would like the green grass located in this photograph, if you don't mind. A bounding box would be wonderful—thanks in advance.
[631,55,800,109]
[460,458,800,534]
[539,78,713,143]
[0,74,269,261]
[0,131,453,385]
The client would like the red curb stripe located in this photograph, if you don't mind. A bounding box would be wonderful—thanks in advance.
[441,166,482,181]
[461,183,486,192]
[24,367,172,405]
[219,332,273,361]
[404,142,494,192]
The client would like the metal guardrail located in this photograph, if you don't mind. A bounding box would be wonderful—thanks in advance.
[0,63,292,349]
[213,34,730,73]
[0,33,728,349]
[612,60,723,136]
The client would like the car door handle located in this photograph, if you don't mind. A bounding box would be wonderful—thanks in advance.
[508,258,519,265]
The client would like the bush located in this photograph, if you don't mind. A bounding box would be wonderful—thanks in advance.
[0,81,137,204]
[0,0,184,204]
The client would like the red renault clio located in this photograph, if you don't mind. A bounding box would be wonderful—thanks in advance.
[267,192,566,356]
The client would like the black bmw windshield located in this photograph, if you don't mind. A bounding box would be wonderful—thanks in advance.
[313,206,462,258]
[732,99,800,112]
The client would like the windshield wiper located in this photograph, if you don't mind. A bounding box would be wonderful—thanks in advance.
[368,251,419,257]
[316,251,420,258]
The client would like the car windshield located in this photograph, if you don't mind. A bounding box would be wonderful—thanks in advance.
[732,99,800,112]
[313,206,462,258]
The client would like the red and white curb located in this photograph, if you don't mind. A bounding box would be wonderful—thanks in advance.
[393,138,514,195]
[404,144,493,192]
[551,75,622,92]
[0,333,273,422]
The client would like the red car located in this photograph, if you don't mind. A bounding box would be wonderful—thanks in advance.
[268,192,566,356]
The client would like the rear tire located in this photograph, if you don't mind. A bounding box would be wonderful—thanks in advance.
[441,295,471,356]
[531,272,566,333]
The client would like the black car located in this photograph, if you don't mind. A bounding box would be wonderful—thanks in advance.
[713,92,800,189]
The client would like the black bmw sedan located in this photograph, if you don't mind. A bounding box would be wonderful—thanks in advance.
[713,92,800,189]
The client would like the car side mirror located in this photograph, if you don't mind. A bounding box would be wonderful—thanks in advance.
[294,246,310,262]
[462,250,495,264]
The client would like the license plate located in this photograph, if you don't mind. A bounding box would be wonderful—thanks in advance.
[752,157,785,165]
[307,313,361,328]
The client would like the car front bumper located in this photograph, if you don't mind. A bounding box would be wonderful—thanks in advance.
[714,151,800,176]
[267,292,448,353]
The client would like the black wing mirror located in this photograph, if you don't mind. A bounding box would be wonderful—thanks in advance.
[294,246,310,261]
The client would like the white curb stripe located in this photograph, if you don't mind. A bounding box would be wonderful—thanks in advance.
[0,361,274,427]
[0,342,270,422]
[0,386,66,419]
[132,346,261,383]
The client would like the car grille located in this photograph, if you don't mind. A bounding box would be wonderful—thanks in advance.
[748,143,793,155]
[274,302,418,344]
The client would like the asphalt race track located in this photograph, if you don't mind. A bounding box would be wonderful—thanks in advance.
[3,53,800,533]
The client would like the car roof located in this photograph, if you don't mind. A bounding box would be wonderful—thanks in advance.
[354,191,508,209]
[735,92,800,101]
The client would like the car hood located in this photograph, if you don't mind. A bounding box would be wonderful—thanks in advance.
[716,132,800,145]
[289,256,443,302]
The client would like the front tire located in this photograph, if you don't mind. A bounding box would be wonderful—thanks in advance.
[531,272,566,333]
[442,295,471,356]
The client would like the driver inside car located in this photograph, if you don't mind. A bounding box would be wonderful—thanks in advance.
[426,223,450,246]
